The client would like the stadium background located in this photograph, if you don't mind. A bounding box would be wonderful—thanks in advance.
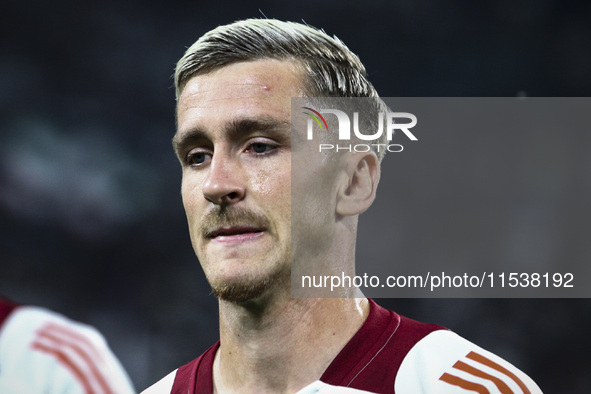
[1,1,590,392]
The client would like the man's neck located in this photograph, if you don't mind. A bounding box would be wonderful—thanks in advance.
[213,294,370,394]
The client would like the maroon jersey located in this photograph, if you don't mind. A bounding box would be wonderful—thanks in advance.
[0,298,18,327]
[144,299,541,393]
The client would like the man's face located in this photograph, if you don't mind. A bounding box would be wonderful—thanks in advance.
[174,59,302,302]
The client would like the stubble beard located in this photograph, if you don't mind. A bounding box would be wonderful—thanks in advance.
[209,260,290,303]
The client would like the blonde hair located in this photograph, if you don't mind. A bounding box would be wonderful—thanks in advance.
[175,19,389,160]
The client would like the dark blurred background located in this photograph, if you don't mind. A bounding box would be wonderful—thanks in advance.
[1,0,590,392]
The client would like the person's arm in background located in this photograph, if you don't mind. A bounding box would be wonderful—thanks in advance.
[0,298,135,393]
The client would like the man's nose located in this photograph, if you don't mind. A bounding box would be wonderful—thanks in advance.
[202,155,246,205]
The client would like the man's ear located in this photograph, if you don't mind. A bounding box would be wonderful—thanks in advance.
[336,152,381,216]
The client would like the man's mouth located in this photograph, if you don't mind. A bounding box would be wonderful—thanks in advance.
[200,207,271,243]
[207,226,265,242]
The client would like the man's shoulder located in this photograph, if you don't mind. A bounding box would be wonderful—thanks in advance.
[394,329,543,393]
[328,300,542,393]
[348,301,449,374]
[321,299,446,391]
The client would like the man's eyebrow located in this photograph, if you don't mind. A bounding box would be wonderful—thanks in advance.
[172,116,290,156]
[172,128,206,157]
[226,116,290,138]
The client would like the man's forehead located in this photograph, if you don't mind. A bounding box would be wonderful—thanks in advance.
[179,77,270,107]
[175,60,305,137]
[178,59,304,106]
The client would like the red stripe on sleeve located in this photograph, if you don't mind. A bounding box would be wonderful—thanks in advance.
[36,328,114,394]
[32,341,95,394]
[467,351,530,394]
[439,372,491,394]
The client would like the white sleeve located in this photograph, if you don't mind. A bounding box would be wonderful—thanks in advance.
[394,330,542,393]
[0,306,135,394]
[141,369,177,393]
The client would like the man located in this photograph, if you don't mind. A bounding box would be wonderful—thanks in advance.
[0,297,135,393]
[144,19,542,393]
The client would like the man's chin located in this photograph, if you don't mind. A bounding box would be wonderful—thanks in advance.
[209,265,292,304]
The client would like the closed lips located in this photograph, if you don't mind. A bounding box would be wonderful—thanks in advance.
[208,226,264,238]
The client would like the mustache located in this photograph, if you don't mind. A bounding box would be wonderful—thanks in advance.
[199,207,271,238]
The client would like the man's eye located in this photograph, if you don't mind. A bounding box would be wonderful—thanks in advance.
[249,142,276,154]
[187,151,211,165]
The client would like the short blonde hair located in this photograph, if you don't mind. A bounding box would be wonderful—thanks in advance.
[175,18,389,160]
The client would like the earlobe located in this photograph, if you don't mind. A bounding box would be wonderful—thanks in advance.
[336,152,380,216]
